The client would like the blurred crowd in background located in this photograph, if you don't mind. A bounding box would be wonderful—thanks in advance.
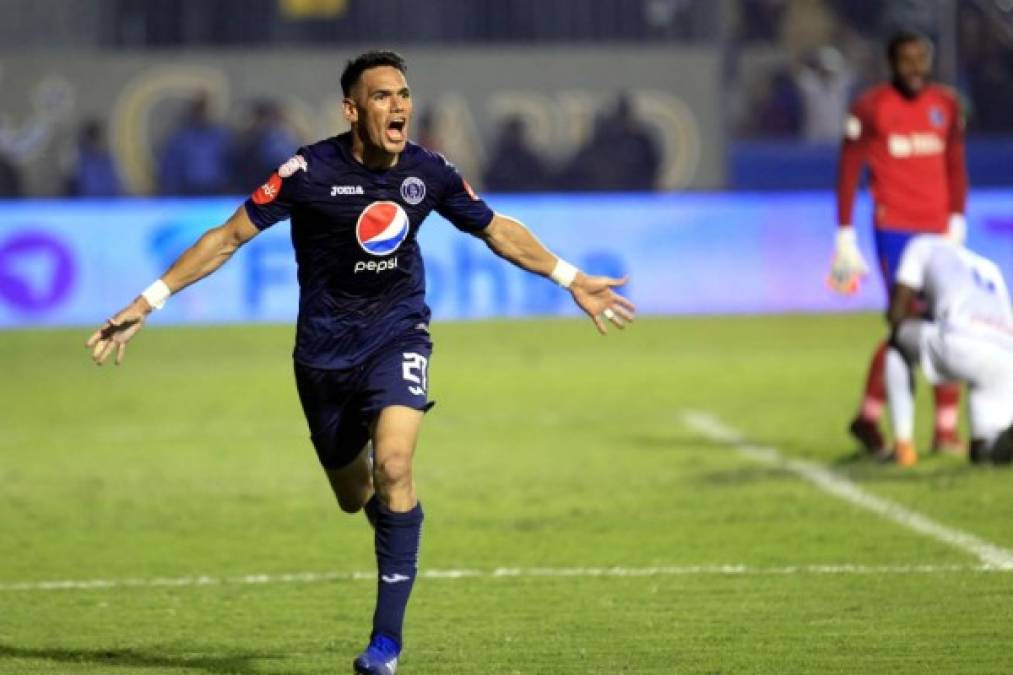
[0,91,660,198]
[0,0,1011,197]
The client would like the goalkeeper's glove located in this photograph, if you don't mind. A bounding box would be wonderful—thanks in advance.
[947,213,966,244]
[827,227,869,295]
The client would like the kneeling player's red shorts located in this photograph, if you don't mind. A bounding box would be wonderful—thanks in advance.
[294,329,434,469]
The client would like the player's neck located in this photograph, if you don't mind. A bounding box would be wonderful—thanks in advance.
[350,133,399,171]
[890,79,925,100]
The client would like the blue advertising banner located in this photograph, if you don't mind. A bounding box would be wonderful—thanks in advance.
[1,192,1011,328]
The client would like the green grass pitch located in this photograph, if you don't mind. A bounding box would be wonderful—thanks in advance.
[3,314,1013,674]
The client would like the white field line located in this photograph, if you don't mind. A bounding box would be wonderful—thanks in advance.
[0,563,1008,593]
[682,410,1013,571]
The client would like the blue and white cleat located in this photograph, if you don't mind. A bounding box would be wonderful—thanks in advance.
[353,634,400,675]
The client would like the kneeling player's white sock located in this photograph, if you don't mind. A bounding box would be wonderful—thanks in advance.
[886,347,915,443]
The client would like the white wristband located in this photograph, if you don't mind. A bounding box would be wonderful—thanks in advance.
[141,279,171,310]
[550,258,579,289]
[836,226,857,248]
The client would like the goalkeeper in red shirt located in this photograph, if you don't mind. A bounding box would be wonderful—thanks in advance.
[830,31,968,456]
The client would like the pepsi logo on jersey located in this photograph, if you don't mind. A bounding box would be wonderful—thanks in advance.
[353,201,409,274]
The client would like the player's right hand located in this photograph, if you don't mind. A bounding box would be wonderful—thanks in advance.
[85,298,151,366]
[827,226,869,295]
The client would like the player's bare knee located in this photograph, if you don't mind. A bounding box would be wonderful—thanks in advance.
[374,454,413,491]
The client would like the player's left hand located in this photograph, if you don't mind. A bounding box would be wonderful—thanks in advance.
[85,297,150,365]
[570,274,636,334]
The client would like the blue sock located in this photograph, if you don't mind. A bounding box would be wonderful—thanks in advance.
[365,496,423,650]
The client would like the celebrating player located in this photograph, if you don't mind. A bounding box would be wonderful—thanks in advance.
[829,31,968,456]
[884,234,1013,466]
[85,51,635,675]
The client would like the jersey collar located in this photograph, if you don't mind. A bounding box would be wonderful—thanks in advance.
[334,132,421,175]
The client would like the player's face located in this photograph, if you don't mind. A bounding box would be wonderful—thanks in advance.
[345,66,412,157]
[891,40,932,97]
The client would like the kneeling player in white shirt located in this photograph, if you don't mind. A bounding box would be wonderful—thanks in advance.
[885,234,1013,465]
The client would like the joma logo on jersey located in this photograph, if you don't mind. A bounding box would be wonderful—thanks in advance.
[887,132,944,158]
[331,185,365,196]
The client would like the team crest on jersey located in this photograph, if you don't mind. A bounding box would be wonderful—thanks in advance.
[928,106,946,128]
[400,177,426,205]
[278,154,308,178]
[356,201,410,256]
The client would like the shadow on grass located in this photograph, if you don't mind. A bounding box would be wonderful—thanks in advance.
[698,465,797,486]
[641,428,982,485]
[830,449,985,482]
[0,643,292,674]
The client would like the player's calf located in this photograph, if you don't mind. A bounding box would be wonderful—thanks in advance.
[360,406,426,667]
[325,445,375,514]
[931,384,964,455]
[362,494,423,668]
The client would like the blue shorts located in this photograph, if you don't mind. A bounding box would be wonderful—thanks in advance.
[294,329,434,469]
[874,228,917,293]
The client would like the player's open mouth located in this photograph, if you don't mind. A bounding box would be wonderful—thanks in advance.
[386,119,406,143]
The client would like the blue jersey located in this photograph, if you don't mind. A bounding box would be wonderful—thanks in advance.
[244,132,494,369]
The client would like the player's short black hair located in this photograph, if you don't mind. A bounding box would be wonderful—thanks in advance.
[886,30,931,64]
[340,50,407,97]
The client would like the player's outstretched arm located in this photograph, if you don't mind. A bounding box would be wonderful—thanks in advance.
[85,206,261,365]
[830,105,870,295]
[477,213,636,334]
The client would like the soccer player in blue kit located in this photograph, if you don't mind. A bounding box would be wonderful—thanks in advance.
[86,51,635,674]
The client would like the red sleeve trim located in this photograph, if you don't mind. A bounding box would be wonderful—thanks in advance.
[945,97,968,213]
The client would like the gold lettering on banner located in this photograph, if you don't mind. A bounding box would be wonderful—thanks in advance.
[635,90,701,190]
[111,67,230,194]
[110,69,702,194]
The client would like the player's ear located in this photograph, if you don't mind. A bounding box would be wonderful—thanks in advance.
[342,97,358,124]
